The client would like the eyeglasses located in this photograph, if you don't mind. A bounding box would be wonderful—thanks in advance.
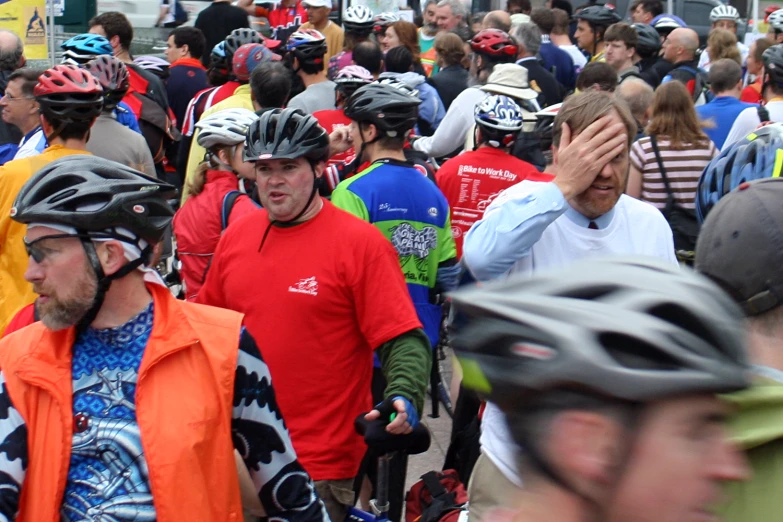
[23,233,91,263]
[3,92,34,102]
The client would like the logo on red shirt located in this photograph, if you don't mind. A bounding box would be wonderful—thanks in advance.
[289,276,319,296]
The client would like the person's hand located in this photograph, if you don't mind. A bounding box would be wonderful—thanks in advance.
[329,126,353,156]
[364,396,418,435]
[553,116,627,200]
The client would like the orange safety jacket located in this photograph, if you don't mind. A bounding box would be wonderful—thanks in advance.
[0,283,245,521]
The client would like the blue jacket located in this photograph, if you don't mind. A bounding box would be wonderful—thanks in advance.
[380,72,445,135]
[539,38,576,91]
[114,102,141,134]
[696,96,756,149]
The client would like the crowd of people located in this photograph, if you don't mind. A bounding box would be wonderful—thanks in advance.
[0,0,782,520]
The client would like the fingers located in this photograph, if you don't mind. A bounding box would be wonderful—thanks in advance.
[594,136,627,168]
[589,129,627,162]
[566,115,612,147]
[364,409,380,421]
[559,122,572,149]
[385,412,413,434]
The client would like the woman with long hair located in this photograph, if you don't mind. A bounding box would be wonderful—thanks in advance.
[741,37,772,103]
[381,20,426,75]
[173,108,260,301]
[628,81,718,209]
[703,28,742,71]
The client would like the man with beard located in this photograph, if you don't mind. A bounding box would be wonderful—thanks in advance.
[0,155,329,521]
[0,65,103,335]
[461,90,677,519]
[418,0,439,76]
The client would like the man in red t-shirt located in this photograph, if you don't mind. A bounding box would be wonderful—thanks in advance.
[314,65,373,170]
[238,0,308,43]
[436,95,554,258]
[197,108,431,522]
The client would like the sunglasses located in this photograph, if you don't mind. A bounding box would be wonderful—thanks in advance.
[23,233,92,263]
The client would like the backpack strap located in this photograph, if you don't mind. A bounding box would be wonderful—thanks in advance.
[421,471,450,500]
[221,190,243,231]
[649,135,675,205]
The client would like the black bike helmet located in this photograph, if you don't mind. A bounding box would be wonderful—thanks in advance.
[450,256,749,411]
[763,44,783,87]
[574,5,622,28]
[244,108,330,163]
[632,23,661,57]
[12,155,175,244]
[696,122,783,223]
[224,28,263,62]
[344,82,421,136]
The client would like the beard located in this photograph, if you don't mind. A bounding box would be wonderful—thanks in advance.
[34,263,97,331]
[425,21,438,32]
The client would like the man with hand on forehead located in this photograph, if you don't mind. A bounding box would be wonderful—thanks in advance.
[461,90,677,519]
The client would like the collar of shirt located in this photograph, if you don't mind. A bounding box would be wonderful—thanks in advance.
[515,57,537,64]
[563,203,615,229]
[170,57,206,70]
[20,126,42,146]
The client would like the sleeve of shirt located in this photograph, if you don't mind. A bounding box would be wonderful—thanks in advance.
[722,107,757,151]
[412,90,478,158]
[232,329,329,522]
[183,128,208,204]
[463,181,568,281]
[195,234,229,309]
[438,211,458,264]
[0,371,27,521]
[630,139,645,172]
[330,185,370,221]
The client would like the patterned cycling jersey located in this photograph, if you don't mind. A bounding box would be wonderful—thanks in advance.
[181,81,242,137]
[331,158,457,345]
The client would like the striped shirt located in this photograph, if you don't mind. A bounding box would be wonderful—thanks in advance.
[630,136,718,210]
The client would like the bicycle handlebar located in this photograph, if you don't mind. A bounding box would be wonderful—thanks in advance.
[354,413,431,455]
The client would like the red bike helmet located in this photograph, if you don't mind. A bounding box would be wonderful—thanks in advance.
[470,29,518,62]
[83,55,130,111]
[34,64,104,122]
[232,43,279,82]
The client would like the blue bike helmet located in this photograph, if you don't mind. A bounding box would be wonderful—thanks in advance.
[696,122,783,223]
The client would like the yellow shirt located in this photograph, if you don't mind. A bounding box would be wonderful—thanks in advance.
[299,21,345,72]
[0,146,92,334]
[181,84,254,204]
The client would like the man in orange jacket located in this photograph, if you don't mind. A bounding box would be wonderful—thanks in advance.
[0,155,328,522]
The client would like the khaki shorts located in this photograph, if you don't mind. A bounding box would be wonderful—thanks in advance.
[467,453,523,522]
[315,478,356,522]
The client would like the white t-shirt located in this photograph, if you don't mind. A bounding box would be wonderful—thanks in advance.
[474,180,677,486]
[412,87,487,158]
[722,100,783,151]
[558,44,587,69]
[159,0,176,25]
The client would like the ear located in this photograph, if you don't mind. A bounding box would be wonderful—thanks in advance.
[549,411,625,486]
[312,160,326,179]
[110,35,121,50]
[98,240,130,276]
[181,43,189,57]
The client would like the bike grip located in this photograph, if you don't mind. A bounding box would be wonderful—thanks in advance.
[354,413,431,455]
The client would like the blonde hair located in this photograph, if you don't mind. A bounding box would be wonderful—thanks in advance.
[186,146,233,196]
[707,28,741,65]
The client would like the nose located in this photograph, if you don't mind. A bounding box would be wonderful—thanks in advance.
[711,440,751,482]
[24,258,44,284]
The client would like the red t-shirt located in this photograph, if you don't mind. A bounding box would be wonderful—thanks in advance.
[435,147,554,258]
[196,200,421,480]
[314,108,353,167]
[256,1,308,42]
[2,303,36,337]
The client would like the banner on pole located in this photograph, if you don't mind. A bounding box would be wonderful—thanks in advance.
[0,0,48,59]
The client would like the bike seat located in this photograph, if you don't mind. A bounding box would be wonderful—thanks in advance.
[354,413,431,455]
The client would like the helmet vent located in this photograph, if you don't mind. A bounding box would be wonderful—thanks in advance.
[555,285,616,301]
[41,176,86,202]
[646,303,721,353]
[598,333,681,370]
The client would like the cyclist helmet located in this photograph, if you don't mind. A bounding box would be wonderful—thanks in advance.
[12,155,175,244]
[373,11,400,33]
[132,55,171,81]
[196,108,259,150]
[232,43,277,82]
[209,41,230,73]
[345,82,421,135]
[376,76,420,98]
[83,55,130,111]
[344,5,375,35]
[652,14,686,36]
[60,34,113,66]
[770,9,783,31]
[450,256,748,412]
[35,65,104,122]
[710,4,740,23]
[766,5,781,23]
[632,23,661,57]
[224,28,263,60]
[763,44,783,86]
[474,95,525,148]
[574,5,622,28]
[244,108,330,163]
[287,29,328,64]
[470,29,518,62]
[696,122,783,222]
[334,65,374,97]
[534,103,560,153]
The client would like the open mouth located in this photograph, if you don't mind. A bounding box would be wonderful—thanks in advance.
[268,191,287,203]
[590,183,614,193]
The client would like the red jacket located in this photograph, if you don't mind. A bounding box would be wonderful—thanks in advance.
[172,170,258,300]
[0,283,245,520]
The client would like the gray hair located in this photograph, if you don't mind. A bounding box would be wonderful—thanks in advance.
[0,31,23,72]
[513,22,541,56]
[437,0,468,22]
[614,78,653,122]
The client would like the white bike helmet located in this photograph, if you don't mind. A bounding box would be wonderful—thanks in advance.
[769,8,783,31]
[344,5,374,34]
[374,12,401,30]
[196,108,259,150]
[133,55,171,74]
[474,95,525,148]
[710,4,740,23]
[376,76,420,99]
